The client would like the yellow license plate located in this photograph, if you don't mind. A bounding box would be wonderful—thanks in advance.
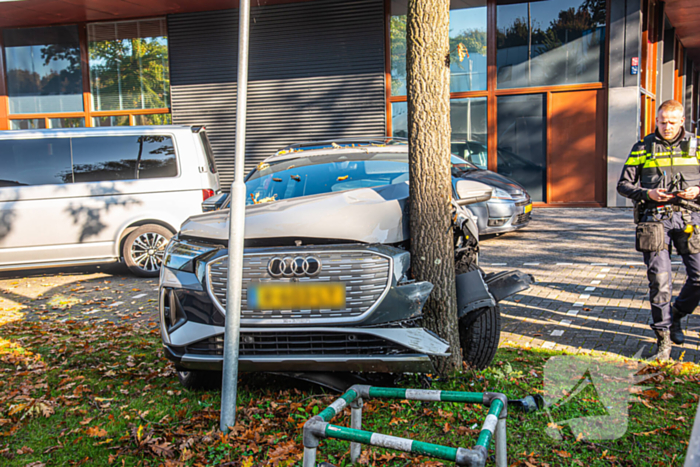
[524,203,533,214]
[248,282,346,310]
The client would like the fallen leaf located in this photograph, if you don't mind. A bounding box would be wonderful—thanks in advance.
[86,426,108,438]
[554,450,572,458]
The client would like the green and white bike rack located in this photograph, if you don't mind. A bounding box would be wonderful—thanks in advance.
[302,385,508,467]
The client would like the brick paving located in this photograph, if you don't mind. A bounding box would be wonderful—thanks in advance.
[481,208,700,362]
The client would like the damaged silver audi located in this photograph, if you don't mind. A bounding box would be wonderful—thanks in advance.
[158,138,532,388]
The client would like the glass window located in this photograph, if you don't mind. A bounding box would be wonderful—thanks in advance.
[246,153,409,204]
[92,116,130,127]
[497,94,546,201]
[497,0,606,89]
[136,136,177,179]
[394,99,488,168]
[449,1,488,92]
[0,138,72,186]
[10,119,46,130]
[49,117,85,129]
[200,132,218,174]
[390,0,488,96]
[391,102,408,138]
[71,135,176,182]
[133,113,172,125]
[3,26,83,114]
[450,97,487,168]
[88,19,170,112]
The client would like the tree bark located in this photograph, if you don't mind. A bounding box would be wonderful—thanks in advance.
[406,0,461,374]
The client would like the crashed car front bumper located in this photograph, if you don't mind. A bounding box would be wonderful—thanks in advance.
[159,242,449,373]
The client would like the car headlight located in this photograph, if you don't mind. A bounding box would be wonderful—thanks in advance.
[164,238,217,272]
[491,188,513,200]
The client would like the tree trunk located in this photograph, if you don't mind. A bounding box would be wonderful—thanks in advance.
[406,0,461,374]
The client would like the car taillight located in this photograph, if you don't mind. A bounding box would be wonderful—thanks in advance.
[202,189,214,201]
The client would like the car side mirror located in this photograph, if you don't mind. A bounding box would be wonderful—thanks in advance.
[455,180,492,206]
[202,193,228,212]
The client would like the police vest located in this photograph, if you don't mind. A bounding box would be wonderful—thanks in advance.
[627,134,700,191]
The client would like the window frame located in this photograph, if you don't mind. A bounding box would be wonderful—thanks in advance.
[385,0,610,206]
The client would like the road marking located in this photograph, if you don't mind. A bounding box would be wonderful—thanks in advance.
[551,330,565,337]
[584,286,596,291]
[591,263,608,266]
[573,302,585,307]
[579,294,591,299]
[557,262,574,265]
[542,341,556,349]
[596,274,606,278]
[625,262,644,265]
[567,309,579,316]
[601,268,611,272]
[132,293,147,299]
[591,280,601,285]
[109,301,123,307]
[523,262,540,265]
[560,320,572,326]
[490,263,507,266]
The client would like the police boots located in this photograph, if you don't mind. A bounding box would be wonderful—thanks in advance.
[651,330,673,361]
[670,306,688,345]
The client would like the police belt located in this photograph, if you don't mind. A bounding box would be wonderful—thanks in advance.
[643,202,700,215]
[642,204,691,216]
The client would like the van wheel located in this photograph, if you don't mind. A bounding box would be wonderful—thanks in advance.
[123,225,173,277]
[459,306,501,370]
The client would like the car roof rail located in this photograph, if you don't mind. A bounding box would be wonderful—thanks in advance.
[276,136,408,153]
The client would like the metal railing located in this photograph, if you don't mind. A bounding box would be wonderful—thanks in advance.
[302,385,510,467]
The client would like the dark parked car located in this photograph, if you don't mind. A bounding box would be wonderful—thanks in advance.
[159,138,532,388]
[451,140,533,234]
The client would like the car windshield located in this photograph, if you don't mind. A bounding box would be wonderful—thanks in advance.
[245,152,473,205]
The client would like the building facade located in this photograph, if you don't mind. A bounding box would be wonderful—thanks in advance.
[0,0,698,206]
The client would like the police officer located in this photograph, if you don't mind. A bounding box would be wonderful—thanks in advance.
[618,99,700,361]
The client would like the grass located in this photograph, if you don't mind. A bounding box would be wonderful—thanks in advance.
[0,313,698,466]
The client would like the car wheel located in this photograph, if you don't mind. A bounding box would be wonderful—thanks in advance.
[176,368,222,390]
[459,305,500,370]
[122,224,173,277]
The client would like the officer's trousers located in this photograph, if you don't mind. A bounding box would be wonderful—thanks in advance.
[642,211,700,331]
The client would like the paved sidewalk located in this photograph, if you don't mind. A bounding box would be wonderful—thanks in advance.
[481,208,700,362]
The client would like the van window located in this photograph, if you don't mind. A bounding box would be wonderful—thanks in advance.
[200,132,217,174]
[0,138,72,187]
[71,135,177,182]
[137,136,178,179]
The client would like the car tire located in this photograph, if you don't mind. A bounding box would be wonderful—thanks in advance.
[122,224,173,277]
[176,368,222,390]
[459,305,501,370]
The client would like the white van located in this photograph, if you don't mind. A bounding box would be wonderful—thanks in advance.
[0,125,220,277]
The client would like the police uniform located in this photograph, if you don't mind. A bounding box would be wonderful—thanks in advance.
[618,127,700,358]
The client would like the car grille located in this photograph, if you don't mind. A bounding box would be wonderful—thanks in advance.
[513,212,531,225]
[514,199,530,207]
[186,333,412,356]
[207,250,391,322]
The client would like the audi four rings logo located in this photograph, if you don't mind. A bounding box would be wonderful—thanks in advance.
[267,256,321,277]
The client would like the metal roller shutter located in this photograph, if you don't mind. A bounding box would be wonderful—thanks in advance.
[168,0,386,189]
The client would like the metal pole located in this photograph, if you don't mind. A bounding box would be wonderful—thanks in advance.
[495,418,507,467]
[527,2,532,86]
[220,0,250,433]
[350,399,363,462]
[303,447,317,467]
[685,400,700,467]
